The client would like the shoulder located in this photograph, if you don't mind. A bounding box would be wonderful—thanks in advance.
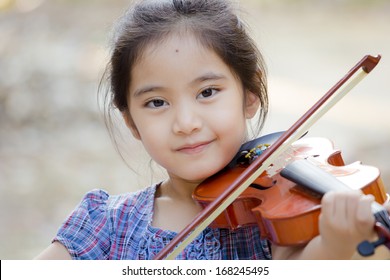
[78,185,156,223]
[54,185,157,259]
[106,185,156,213]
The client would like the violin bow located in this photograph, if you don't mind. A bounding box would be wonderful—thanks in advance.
[154,54,381,260]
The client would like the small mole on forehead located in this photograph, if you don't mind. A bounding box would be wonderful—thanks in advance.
[175,49,179,53]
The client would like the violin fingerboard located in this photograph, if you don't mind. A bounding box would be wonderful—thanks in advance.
[280,159,350,196]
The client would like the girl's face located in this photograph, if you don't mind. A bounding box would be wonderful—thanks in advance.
[125,33,259,183]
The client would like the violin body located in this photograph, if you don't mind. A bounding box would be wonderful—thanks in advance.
[193,136,389,246]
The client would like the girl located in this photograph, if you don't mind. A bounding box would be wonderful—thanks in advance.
[36,0,389,260]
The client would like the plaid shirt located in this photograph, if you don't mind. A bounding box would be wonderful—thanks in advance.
[54,184,272,260]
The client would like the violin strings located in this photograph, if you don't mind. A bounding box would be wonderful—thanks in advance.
[266,146,307,177]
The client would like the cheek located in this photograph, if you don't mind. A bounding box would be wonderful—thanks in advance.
[208,106,247,155]
[133,120,170,159]
[134,122,162,147]
[211,98,248,137]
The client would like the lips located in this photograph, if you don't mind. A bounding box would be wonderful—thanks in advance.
[176,140,214,155]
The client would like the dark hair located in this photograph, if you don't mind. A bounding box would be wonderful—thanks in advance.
[101,0,268,143]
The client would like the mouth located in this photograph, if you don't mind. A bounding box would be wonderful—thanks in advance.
[176,140,214,155]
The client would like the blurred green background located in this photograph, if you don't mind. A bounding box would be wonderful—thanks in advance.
[1,0,389,259]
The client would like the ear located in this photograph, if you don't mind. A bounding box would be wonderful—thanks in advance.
[244,91,260,119]
[122,112,141,140]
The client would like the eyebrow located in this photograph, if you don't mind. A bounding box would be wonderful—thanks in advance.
[132,85,164,98]
[191,72,227,85]
[132,72,227,98]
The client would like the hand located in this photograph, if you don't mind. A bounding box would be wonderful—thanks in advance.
[319,190,376,259]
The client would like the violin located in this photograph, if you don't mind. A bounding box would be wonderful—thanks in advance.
[193,135,390,256]
[154,54,389,260]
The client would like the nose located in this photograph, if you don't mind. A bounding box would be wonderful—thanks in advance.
[172,103,202,135]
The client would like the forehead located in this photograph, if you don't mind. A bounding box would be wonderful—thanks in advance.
[129,32,238,91]
[136,32,216,67]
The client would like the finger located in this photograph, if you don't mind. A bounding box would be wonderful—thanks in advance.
[346,191,362,229]
[333,191,358,227]
[323,191,360,230]
[321,192,337,224]
[355,194,375,236]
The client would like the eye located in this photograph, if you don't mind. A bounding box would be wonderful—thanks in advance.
[198,87,218,99]
[145,99,168,108]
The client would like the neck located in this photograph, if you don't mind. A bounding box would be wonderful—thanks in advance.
[159,176,201,202]
[152,176,204,232]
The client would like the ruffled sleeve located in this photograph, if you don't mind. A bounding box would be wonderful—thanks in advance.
[53,189,111,260]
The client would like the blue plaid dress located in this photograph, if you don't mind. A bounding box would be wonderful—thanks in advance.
[53,184,272,260]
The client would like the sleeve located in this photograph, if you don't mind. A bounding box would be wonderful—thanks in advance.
[53,189,112,260]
